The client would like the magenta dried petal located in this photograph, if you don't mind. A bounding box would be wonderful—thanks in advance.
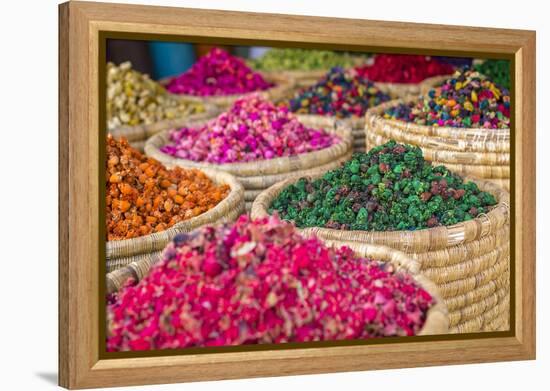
[159,94,338,163]
[107,214,435,351]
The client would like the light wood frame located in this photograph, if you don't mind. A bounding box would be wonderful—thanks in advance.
[59,1,536,389]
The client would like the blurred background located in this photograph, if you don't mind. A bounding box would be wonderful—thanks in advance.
[106,40,477,81]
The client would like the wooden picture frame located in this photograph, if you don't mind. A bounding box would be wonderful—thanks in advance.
[59,1,536,389]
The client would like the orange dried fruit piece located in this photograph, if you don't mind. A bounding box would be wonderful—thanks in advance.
[106,135,230,241]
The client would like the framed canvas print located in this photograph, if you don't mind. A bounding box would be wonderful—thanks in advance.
[58,1,536,389]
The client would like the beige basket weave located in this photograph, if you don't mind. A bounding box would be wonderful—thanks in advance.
[365,99,510,190]
[159,73,294,109]
[373,74,453,100]
[250,173,510,334]
[144,115,353,207]
[109,102,219,145]
[106,237,449,336]
[106,168,245,273]
[270,69,327,88]
[419,74,453,96]
[341,116,368,153]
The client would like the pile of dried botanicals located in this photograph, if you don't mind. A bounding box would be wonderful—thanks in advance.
[355,54,454,84]
[107,214,435,351]
[270,141,497,231]
[106,61,204,131]
[160,94,338,164]
[249,48,364,72]
[383,69,510,129]
[106,136,229,240]
[166,48,273,96]
[474,59,510,90]
[285,67,390,118]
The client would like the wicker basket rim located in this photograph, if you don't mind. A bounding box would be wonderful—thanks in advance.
[158,73,294,103]
[108,102,219,140]
[365,131,510,165]
[366,98,510,138]
[251,171,510,246]
[318,240,448,335]
[107,238,448,335]
[144,115,353,176]
[373,74,454,88]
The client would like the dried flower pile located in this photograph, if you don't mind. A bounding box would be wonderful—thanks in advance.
[106,61,204,131]
[285,67,390,118]
[383,69,510,129]
[354,54,454,84]
[270,141,497,231]
[106,136,229,240]
[249,48,363,71]
[166,48,273,96]
[159,94,339,164]
[107,214,434,351]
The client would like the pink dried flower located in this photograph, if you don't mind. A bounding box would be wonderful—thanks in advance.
[107,215,434,352]
[160,95,339,164]
[166,48,272,96]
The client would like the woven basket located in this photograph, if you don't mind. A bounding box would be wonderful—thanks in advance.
[159,73,294,109]
[106,236,449,336]
[419,74,452,96]
[340,116,368,153]
[108,102,219,145]
[373,74,453,100]
[273,69,327,88]
[106,168,245,273]
[365,99,510,190]
[144,115,353,208]
[250,173,510,333]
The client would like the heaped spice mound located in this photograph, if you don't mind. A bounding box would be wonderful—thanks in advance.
[106,61,204,131]
[383,69,510,129]
[270,141,497,231]
[354,54,454,84]
[249,48,364,72]
[474,59,511,90]
[165,48,273,96]
[106,136,229,240]
[107,214,434,351]
[159,94,339,164]
[285,67,390,118]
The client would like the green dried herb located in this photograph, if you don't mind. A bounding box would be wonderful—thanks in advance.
[249,48,368,72]
[270,141,497,231]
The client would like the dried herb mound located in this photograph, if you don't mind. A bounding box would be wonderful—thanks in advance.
[384,69,510,129]
[166,48,273,96]
[285,67,390,118]
[354,54,454,84]
[106,61,204,130]
[106,136,229,240]
[160,94,338,164]
[107,214,434,351]
[250,48,365,72]
[270,141,497,231]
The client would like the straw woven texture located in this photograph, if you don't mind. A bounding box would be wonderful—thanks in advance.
[108,102,219,144]
[145,115,353,205]
[341,117,367,153]
[107,238,448,336]
[159,73,294,109]
[374,74,453,100]
[106,168,245,273]
[270,69,326,88]
[365,99,510,189]
[418,74,452,96]
[250,172,510,333]
[129,140,145,152]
